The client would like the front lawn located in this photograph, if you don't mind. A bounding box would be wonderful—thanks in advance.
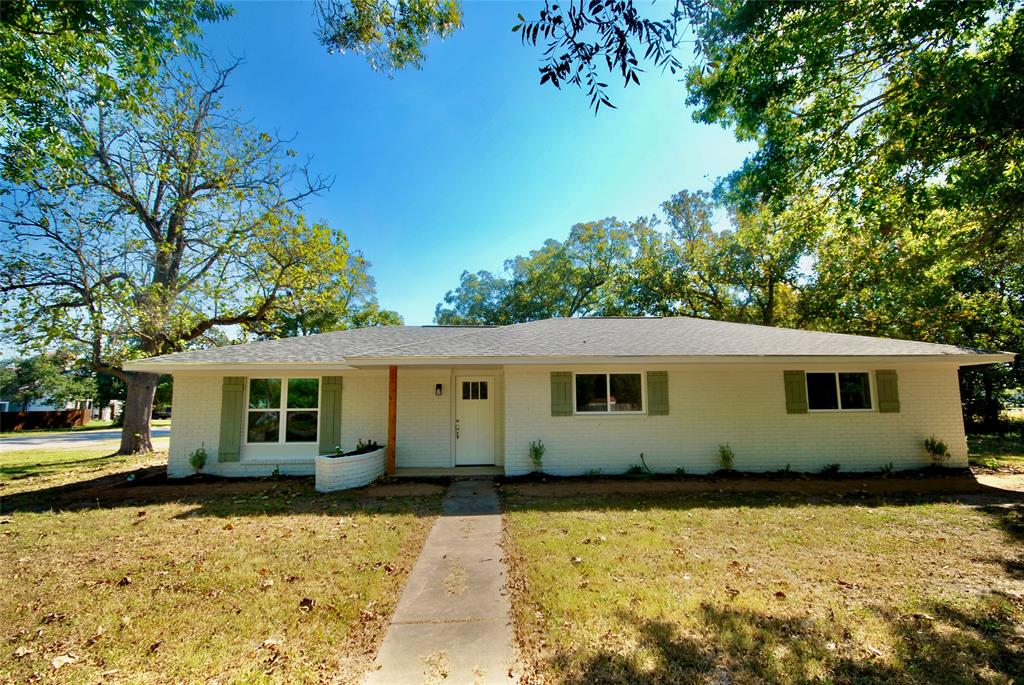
[0,449,441,684]
[504,485,1024,684]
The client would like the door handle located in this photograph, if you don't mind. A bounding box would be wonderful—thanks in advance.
[455,419,460,439]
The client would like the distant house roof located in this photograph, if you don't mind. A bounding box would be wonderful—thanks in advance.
[124,317,1014,372]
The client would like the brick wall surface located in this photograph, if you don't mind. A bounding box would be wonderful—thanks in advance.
[502,363,967,476]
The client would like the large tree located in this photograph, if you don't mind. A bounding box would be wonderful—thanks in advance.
[434,192,811,326]
[0,0,230,180]
[1,62,358,454]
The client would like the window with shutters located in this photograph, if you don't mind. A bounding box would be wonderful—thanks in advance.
[806,372,872,411]
[574,373,644,414]
[246,377,320,443]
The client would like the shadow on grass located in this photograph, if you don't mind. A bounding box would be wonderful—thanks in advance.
[0,453,122,480]
[553,599,1024,685]
[0,464,441,518]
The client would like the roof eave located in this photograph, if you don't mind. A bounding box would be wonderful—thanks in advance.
[122,360,357,373]
[344,352,1016,367]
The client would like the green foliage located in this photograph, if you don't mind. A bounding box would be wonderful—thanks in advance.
[0,62,378,452]
[821,463,841,476]
[188,445,208,473]
[528,439,545,472]
[435,201,809,327]
[675,466,686,477]
[315,0,462,72]
[925,436,952,467]
[0,352,96,411]
[514,1,1024,422]
[717,443,735,471]
[880,462,894,475]
[0,0,231,180]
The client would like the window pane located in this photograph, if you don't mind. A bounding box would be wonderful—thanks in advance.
[471,382,479,399]
[806,373,839,410]
[287,378,319,409]
[839,373,871,409]
[575,374,608,412]
[248,378,281,409]
[609,374,642,412]
[462,382,470,400]
[479,381,488,400]
[247,411,280,442]
[285,410,318,442]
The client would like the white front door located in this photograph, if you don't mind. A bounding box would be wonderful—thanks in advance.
[455,376,495,465]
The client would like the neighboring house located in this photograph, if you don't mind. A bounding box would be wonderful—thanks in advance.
[123,317,1015,479]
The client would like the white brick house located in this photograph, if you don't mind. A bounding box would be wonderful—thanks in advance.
[124,317,1014,479]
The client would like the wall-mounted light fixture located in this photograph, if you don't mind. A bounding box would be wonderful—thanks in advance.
[435,383,443,397]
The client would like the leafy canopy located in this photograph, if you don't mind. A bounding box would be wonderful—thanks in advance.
[0,0,231,180]
[0,352,97,412]
[315,0,462,71]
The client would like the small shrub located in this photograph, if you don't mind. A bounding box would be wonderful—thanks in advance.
[880,462,894,475]
[924,435,951,467]
[675,466,686,477]
[982,457,1000,470]
[583,468,603,477]
[528,440,545,472]
[625,464,646,475]
[821,463,841,475]
[188,445,207,473]
[718,443,735,471]
[271,465,281,478]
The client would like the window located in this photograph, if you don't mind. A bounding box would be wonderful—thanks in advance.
[806,372,871,411]
[461,381,488,400]
[247,378,320,443]
[574,373,643,413]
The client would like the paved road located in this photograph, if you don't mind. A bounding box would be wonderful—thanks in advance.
[0,426,170,452]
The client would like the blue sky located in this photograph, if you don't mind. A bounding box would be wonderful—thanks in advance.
[200,1,752,325]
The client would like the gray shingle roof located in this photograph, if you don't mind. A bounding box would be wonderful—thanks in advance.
[130,325,490,365]
[126,317,1012,370]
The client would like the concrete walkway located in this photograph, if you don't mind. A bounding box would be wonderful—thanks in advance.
[365,479,516,685]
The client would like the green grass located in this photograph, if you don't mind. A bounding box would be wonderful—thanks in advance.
[0,448,441,684]
[504,489,1024,685]
[1,447,155,488]
[969,432,1024,471]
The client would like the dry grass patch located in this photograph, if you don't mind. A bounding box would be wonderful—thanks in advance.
[503,488,1024,685]
[0,448,441,684]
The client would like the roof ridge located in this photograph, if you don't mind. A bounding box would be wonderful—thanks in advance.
[347,322,515,357]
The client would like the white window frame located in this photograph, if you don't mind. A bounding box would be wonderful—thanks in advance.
[572,371,646,416]
[806,371,874,413]
[244,376,321,445]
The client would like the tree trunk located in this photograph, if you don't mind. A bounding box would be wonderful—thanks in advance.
[119,372,159,454]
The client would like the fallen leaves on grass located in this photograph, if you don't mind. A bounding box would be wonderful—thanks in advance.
[298,597,316,612]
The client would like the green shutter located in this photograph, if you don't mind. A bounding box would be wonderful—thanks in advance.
[647,371,669,415]
[783,370,808,414]
[551,372,572,416]
[319,376,343,454]
[876,370,900,413]
[219,376,244,462]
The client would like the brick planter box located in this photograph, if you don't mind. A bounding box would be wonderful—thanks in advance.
[314,447,386,492]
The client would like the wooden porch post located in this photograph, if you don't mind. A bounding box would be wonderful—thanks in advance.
[386,365,397,475]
